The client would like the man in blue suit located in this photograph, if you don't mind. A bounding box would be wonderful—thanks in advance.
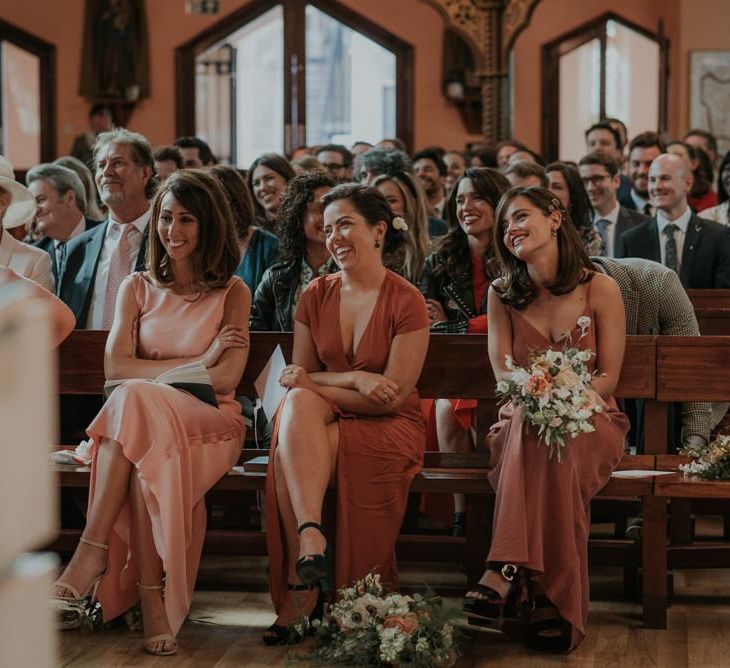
[616,153,730,289]
[27,163,102,285]
[58,128,156,328]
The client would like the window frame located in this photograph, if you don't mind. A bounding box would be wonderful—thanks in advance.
[540,11,668,162]
[0,18,56,166]
[176,0,414,158]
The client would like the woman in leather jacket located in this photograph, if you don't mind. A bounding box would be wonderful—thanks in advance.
[250,170,337,331]
[419,167,510,534]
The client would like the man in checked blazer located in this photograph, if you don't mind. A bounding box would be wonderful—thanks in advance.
[616,153,730,288]
[591,256,721,451]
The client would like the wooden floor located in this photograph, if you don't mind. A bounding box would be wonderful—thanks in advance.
[56,557,730,667]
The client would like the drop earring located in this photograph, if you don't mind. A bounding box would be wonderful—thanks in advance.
[551,228,557,238]
[374,240,381,248]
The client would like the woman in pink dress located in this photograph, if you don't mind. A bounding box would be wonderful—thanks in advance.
[464,186,629,653]
[263,184,430,645]
[51,170,251,656]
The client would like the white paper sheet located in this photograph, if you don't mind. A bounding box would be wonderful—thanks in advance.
[610,470,675,478]
[254,344,288,420]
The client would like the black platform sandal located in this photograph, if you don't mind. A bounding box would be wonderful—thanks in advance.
[296,522,328,586]
[452,512,466,537]
[525,596,572,653]
[262,583,324,646]
[463,564,521,624]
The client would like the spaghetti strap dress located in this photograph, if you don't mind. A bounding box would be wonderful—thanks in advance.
[485,280,629,651]
[265,270,430,613]
[85,272,246,635]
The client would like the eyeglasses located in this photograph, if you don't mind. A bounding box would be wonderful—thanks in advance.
[581,174,610,186]
[322,163,346,172]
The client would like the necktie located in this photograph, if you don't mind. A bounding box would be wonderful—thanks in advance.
[595,219,610,257]
[663,223,679,273]
[55,240,66,275]
[644,203,653,216]
[101,224,137,329]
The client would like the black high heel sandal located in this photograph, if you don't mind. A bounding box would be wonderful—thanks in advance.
[463,564,522,624]
[295,522,328,586]
[452,512,466,537]
[262,583,324,646]
[525,595,572,653]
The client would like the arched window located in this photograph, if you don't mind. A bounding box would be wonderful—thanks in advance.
[541,13,668,162]
[177,0,413,166]
[0,19,55,169]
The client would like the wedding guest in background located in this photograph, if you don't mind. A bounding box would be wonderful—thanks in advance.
[55,156,106,221]
[584,121,631,202]
[153,146,184,187]
[617,153,730,289]
[443,150,468,196]
[620,131,666,214]
[575,154,648,257]
[263,184,429,645]
[374,171,430,283]
[507,147,545,166]
[51,169,250,657]
[504,160,547,188]
[209,164,279,295]
[247,153,295,235]
[58,128,155,328]
[355,146,412,185]
[70,104,114,168]
[250,170,336,332]
[377,137,408,152]
[469,147,498,169]
[667,141,718,212]
[350,140,373,158]
[0,155,54,291]
[27,164,101,284]
[413,149,447,219]
[684,128,719,171]
[465,186,629,653]
[316,144,353,182]
[495,139,524,168]
[702,150,730,226]
[292,154,325,174]
[419,167,510,534]
[173,136,216,168]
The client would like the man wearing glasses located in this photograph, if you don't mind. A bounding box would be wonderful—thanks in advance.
[578,151,649,257]
[316,144,353,182]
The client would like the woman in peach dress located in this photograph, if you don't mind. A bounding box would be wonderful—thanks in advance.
[51,170,251,656]
[263,184,430,645]
[464,187,629,653]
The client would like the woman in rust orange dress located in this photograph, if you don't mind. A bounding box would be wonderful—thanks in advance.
[263,184,430,645]
[465,186,629,653]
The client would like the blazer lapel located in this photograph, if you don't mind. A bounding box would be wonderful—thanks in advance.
[641,219,662,263]
[134,232,148,272]
[680,214,702,287]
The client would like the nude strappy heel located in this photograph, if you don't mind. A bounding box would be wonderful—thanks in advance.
[138,583,178,657]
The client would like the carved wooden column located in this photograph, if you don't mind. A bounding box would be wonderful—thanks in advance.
[423,0,540,141]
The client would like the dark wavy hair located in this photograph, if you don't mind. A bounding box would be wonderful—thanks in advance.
[493,186,593,310]
[247,153,295,221]
[433,167,510,282]
[718,150,730,205]
[207,165,254,240]
[148,170,241,291]
[321,183,405,256]
[277,169,336,263]
[545,161,594,231]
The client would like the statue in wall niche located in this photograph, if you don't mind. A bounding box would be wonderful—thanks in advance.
[79,0,150,102]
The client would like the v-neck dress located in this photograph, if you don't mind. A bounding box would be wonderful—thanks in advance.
[264,270,430,612]
[485,281,628,651]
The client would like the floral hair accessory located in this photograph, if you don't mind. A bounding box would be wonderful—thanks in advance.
[392,216,408,232]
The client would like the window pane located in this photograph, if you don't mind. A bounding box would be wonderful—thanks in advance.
[305,4,395,147]
[0,41,41,169]
[605,20,659,139]
[558,38,600,161]
[196,5,284,167]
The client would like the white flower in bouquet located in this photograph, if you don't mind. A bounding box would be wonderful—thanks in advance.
[383,593,412,617]
[378,627,407,663]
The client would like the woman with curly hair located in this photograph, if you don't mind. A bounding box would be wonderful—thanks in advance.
[419,167,510,535]
[250,170,337,331]
[247,153,296,233]
[373,171,430,283]
[209,165,279,295]
[464,186,628,653]
[546,162,603,256]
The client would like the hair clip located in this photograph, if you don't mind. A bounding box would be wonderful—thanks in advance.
[392,216,408,231]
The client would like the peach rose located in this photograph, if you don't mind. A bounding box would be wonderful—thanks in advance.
[383,613,419,635]
[554,367,579,389]
[525,373,550,397]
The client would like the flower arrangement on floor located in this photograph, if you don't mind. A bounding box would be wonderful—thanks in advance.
[680,434,730,480]
[495,316,604,462]
[293,573,457,666]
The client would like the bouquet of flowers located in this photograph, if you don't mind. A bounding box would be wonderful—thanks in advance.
[495,316,604,462]
[293,573,457,666]
[680,434,730,480]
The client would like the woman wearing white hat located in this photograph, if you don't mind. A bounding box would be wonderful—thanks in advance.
[0,155,54,292]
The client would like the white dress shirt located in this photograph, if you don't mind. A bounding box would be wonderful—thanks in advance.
[86,209,150,329]
[656,206,692,267]
[0,228,54,292]
[593,202,621,258]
